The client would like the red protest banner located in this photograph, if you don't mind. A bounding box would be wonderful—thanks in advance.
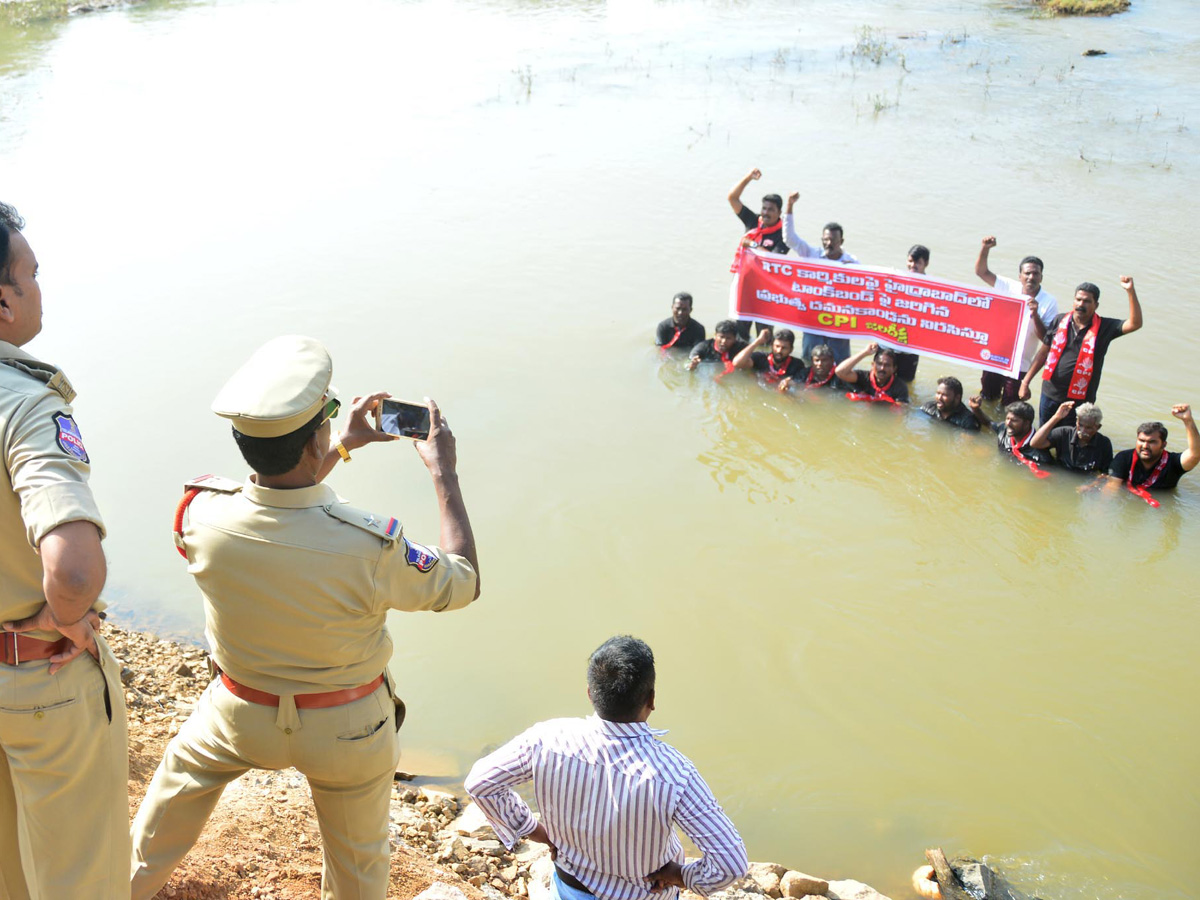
[730,249,1029,377]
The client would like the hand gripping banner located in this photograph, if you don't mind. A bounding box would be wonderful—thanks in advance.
[730,248,1029,377]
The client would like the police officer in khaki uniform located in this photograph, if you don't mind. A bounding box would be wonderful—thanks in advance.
[130,335,480,900]
[0,203,129,900]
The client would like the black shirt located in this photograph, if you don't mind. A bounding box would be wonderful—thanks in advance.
[656,318,705,351]
[1046,425,1113,473]
[1110,449,1187,490]
[845,370,909,403]
[1039,314,1126,404]
[919,401,980,431]
[736,206,790,255]
[690,338,748,364]
[750,352,806,382]
[990,423,1053,466]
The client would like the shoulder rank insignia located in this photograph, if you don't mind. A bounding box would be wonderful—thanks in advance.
[323,503,402,543]
[403,537,439,572]
[53,412,88,463]
[184,474,243,493]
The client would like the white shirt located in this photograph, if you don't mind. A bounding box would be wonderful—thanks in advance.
[464,715,748,900]
[993,273,1059,371]
[782,214,860,265]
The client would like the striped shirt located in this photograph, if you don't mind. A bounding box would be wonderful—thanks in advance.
[464,715,748,900]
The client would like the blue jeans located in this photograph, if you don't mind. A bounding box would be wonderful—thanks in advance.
[551,870,596,900]
[1040,392,1076,428]
[801,333,851,363]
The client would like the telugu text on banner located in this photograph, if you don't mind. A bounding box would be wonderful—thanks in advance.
[730,249,1029,377]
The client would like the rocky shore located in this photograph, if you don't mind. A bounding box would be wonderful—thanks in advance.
[110,623,898,900]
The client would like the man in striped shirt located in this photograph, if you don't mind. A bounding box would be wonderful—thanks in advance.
[465,636,748,900]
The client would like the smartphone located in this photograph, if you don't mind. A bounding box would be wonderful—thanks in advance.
[375,399,432,442]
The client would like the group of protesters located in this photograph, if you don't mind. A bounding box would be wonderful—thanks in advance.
[652,167,1199,500]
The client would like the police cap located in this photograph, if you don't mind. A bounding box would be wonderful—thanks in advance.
[212,335,334,438]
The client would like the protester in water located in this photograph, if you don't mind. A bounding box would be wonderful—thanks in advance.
[969,398,1052,468]
[835,343,909,404]
[687,320,747,372]
[727,168,788,338]
[1108,405,1200,492]
[656,292,706,352]
[1029,401,1113,474]
[893,245,930,381]
[782,191,860,362]
[974,236,1059,405]
[919,376,979,430]
[732,327,806,387]
[1019,277,1143,428]
[780,344,839,392]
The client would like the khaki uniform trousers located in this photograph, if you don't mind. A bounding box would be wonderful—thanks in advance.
[131,675,401,900]
[0,636,129,900]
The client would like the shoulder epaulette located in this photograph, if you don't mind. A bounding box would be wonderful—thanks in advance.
[323,502,402,543]
[184,474,243,493]
[0,358,76,402]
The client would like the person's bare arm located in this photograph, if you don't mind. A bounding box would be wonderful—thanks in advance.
[1031,401,1074,450]
[1119,275,1143,335]
[416,399,480,599]
[1027,297,1048,342]
[1019,342,1051,400]
[732,330,769,369]
[315,391,397,482]
[976,236,998,287]
[1173,404,1200,472]
[834,344,873,386]
[727,168,761,215]
[967,394,993,429]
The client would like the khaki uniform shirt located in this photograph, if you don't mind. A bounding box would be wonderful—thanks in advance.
[0,341,105,636]
[182,478,477,696]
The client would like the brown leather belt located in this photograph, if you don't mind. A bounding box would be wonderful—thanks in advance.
[1,633,70,667]
[220,672,385,709]
[554,866,593,895]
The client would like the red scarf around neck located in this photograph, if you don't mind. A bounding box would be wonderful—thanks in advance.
[729,218,784,272]
[1044,314,1101,400]
[1126,450,1169,507]
[847,370,899,404]
[1008,428,1050,479]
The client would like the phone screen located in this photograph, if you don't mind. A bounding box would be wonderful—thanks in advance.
[378,400,431,441]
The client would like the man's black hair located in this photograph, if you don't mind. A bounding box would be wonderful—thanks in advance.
[1005,401,1036,423]
[762,194,783,212]
[0,202,26,286]
[672,292,693,306]
[824,222,844,237]
[774,328,795,346]
[1137,421,1168,442]
[587,636,655,722]
[1076,282,1101,303]
[936,376,963,399]
[873,347,897,364]
[1019,256,1044,273]
[231,409,325,476]
[908,244,930,264]
[714,319,738,336]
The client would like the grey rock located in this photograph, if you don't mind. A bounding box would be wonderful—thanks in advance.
[950,860,1035,900]
[827,879,893,900]
[527,855,555,900]
[748,862,786,897]
[448,802,496,839]
[414,883,470,900]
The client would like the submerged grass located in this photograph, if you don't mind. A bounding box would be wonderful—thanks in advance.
[0,0,130,26]
[1035,0,1130,15]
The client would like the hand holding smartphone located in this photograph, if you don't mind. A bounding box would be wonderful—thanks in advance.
[374,398,432,442]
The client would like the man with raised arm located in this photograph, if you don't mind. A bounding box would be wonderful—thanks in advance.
[655,292,705,352]
[1030,401,1113,475]
[835,342,909,404]
[728,168,788,338]
[1108,405,1200,493]
[782,191,860,362]
[919,376,980,430]
[130,336,480,900]
[975,236,1059,405]
[0,202,128,899]
[1019,277,1143,427]
[466,636,749,900]
[732,327,806,386]
[968,397,1053,470]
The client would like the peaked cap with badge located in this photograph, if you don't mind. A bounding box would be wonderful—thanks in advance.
[131,334,479,900]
